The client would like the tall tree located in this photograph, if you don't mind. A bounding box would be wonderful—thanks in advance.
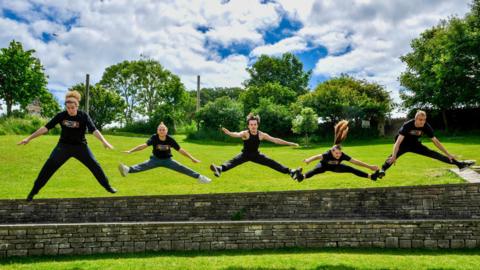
[0,40,49,116]
[400,0,480,129]
[245,53,311,95]
[240,82,296,114]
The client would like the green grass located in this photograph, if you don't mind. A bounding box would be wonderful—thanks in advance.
[2,248,480,269]
[0,134,478,200]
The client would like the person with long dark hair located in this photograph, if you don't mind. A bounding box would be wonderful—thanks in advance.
[18,90,117,201]
[209,113,302,180]
[377,110,475,179]
[118,122,211,184]
[296,120,380,182]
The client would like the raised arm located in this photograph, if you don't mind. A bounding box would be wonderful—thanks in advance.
[389,135,405,164]
[304,154,323,164]
[260,132,299,147]
[178,148,200,163]
[124,143,149,154]
[222,127,246,138]
[349,158,379,171]
[431,137,454,161]
[93,130,114,149]
[17,127,49,145]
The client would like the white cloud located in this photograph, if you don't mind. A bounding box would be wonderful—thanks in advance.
[250,36,308,56]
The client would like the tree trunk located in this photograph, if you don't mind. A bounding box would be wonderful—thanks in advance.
[6,100,12,117]
[441,109,449,131]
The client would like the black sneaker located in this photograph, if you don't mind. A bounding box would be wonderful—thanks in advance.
[371,170,380,181]
[290,168,303,181]
[210,164,221,177]
[458,160,475,172]
[106,187,117,194]
[378,170,386,179]
[296,171,305,183]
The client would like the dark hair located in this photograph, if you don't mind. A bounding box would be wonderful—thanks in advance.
[246,113,260,124]
[333,120,349,146]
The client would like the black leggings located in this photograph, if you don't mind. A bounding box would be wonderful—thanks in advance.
[221,152,290,174]
[305,163,369,179]
[381,142,461,171]
[29,143,112,195]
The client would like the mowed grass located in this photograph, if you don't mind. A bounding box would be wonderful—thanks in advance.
[2,248,480,270]
[0,134,478,199]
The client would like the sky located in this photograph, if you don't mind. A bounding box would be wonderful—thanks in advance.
[0,0,473,115]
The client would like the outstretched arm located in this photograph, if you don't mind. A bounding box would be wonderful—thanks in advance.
[178,148,200,163]
[349,158,379,171]
[124,143,149,154]
[431,137,454,161]
[261,132,299,147]
[388,135,404,164]
[222,128,246,138]
[304,154,323,164]
[93,130,114,149]
[17,127,49,145]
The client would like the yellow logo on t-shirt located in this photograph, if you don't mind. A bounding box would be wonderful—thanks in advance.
[327,160,340,165]
[156,145,171,151]
[409,130,423,136]
[62,120,80,128]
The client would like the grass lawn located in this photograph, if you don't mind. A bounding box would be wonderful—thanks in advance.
[2,248,480,269]
[0,134,478,200]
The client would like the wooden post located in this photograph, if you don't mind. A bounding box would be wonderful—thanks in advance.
[85,74,90,114]
[196,75,200,111]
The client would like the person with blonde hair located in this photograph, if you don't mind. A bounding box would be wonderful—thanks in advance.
[377,110,474,179]
[18,90,117,201]
[296,120,380,182]
[209,113,302,180]
[118,122,211,184]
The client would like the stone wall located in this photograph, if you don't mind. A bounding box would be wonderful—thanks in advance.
[1,183,479,224]
[1,220,479,258]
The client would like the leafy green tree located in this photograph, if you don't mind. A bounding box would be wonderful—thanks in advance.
[253,98,293,137]
[195,97,243,131]
[0,40,49,116]
[292,107,318,147]
[245,53,311,95]
[241,82,296,114]
[189,87,244,107]
[38,91,60,117]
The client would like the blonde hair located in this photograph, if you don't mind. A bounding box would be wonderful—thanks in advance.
[246,113,260,124]
[65,90,81,102]
[333,120,349,146]
[415,110,427,119]
[158,122,168,129]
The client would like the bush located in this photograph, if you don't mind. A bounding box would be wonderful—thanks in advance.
[195,97,244,131]
[252,98,293,137]
[0,115,60,135]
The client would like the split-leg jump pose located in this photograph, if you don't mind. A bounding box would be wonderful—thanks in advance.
[18,90,117,201]
[118,122,211,184]
[210,113,302,180]
[378,110,475,179]
[297,120,380,182]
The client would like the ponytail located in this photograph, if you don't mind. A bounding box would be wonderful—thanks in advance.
[333,120,349,145]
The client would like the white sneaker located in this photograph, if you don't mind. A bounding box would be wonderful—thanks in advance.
[197,175,212,184]
[118,163,129,177]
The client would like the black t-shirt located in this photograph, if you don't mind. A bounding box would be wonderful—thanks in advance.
[147,134,180,159]
[45,111,97,145]
[320,150,351,166]
[398,119,434,144]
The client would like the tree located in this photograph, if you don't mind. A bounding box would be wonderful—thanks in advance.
[400,0,480,129]
[195,97,243,131]
[135,59,189,121]
[245,53,311,95]
[240,82,297,114]
[38,91,60,118]
[189,87,244,106]
[0,40,49,116]
[292,107,318,147]
[71,83,126,130]
[299,75,392,130]
[99,60,140,125]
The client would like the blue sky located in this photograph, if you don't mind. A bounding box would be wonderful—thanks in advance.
[0,0,473,114]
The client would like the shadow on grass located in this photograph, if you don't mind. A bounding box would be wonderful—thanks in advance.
[2,247,480,266]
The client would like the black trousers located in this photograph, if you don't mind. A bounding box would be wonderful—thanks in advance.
[221,152,290,174]
[305,163,369,179]
[29,143,111,195]
[381,142,460,171]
